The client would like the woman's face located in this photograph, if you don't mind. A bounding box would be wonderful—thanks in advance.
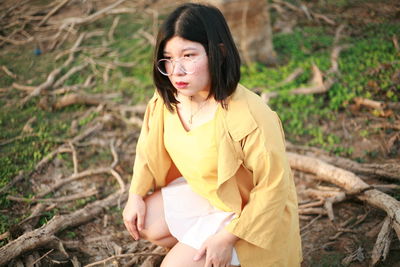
[162,36,211,98]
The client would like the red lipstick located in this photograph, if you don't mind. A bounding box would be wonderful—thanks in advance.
[175,82,189,89]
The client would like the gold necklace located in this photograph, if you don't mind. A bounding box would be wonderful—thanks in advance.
[189,96,209,125]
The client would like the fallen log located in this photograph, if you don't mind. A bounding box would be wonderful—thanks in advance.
[288,152,400,226]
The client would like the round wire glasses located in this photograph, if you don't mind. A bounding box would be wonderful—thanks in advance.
[156,55,205,76]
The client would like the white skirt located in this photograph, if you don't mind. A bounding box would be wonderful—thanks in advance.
[161,177,240,266]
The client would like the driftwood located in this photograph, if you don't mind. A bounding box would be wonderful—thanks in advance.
[0,190,128,266]
[288,152,400,265]
[287,142,400,181]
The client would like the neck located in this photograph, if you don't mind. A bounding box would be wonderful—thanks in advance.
[177,92,213,106]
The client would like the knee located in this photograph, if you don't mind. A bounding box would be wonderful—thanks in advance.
[140,227,163,243]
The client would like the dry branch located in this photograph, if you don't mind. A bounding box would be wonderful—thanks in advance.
[53,93,103,109]
[59,0,127,28]
[20,67,63,106]
[287,143,400,181]
[83,252,166,267]
[53,62,89,88]
[37,0,69,27]
[35,122,103,172]
[0,190,128,266]
[64,32,85,67]
[12,82,36,92]
[371,216,393,266]
[393,35,399,52]
[108,16,120,42]
[287,152,400,226]
[7,188,98,203]
[1,65,17,78]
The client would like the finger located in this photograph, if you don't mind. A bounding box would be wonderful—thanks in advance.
[204,255,212,267]
[124,218,139,240]
[136,208,146,231]
[124,220,135,240]
[193,246,206,261]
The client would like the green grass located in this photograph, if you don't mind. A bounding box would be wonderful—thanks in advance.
[241,22,399,154]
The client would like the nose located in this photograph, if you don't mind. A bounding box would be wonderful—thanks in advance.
[171,61,186,76]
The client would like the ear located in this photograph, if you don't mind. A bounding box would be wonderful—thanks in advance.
[219,43,226,57]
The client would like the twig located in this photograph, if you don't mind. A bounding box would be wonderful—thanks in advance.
[0,35,34,45]
[21,67,63,106]
[393,35,399,52]
[37,168,109,198]
[371,216,393,266]
[299,199,324,209]
[324,192,346,221]
[64,32,85,67]
[0,133,37,146]
[1,65,17,78]
[0,171,24,194]
[53,62,89,88]
[8,188,98,203]
[301,214,323,232]
[37,0,69,27]
[12,82,36,92]
[31,249,54,265]
[53,93,104,109]
[35,145,71,172]
[354,97,385,110]
[69,141,79,174]
[299,207,327,215]
[83,252,166,267]
[108,16,120,42]
[60,0,127,28]
[0,232,10,241]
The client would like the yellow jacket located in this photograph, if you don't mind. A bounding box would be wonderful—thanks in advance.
[130,84,302,266]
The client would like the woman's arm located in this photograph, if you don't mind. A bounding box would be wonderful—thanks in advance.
[224,111,297,250]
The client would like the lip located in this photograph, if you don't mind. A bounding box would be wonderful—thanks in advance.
[175,82,189,89]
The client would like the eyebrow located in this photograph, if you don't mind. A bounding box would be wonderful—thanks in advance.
[163,47,199,54]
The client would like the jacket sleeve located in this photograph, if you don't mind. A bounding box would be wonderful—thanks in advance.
[225,110,295,250]
[128,95,158,196]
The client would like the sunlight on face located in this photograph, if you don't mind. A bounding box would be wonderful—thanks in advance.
[163,36,211,99]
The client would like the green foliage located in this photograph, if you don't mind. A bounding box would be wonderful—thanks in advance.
[241,23,399,155]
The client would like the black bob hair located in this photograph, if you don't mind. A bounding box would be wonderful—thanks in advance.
[152,3,241,111]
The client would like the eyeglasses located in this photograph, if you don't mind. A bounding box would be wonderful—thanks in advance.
[156,54,205,76]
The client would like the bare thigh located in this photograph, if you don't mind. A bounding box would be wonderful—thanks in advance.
[161,242,239,267]
[140,190,178,247]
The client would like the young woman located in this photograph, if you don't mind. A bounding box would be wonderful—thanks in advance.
[123,3,302,267]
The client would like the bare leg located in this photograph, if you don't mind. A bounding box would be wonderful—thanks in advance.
[161,242,239,267]
[140,190,178,248]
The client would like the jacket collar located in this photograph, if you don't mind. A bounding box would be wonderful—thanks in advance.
[221,84,258,141]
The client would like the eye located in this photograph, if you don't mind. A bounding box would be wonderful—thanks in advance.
[183,54,195,58]
[163,56,171,60]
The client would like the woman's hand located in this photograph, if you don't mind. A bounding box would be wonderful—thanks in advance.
[193,228,239,267]
[122,193,146,240]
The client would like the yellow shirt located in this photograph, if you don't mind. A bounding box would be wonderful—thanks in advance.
[163,105,231,212]
[129,84,302,267]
